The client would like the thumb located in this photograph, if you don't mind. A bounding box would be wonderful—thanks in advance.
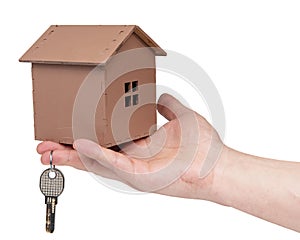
[157,93,192,121]
[73,139,133,172]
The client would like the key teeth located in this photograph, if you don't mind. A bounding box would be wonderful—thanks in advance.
[46,213,55,233]
[45,196,57,233]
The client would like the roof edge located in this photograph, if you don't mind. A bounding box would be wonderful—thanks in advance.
[133,26,167,56]
[19,25,54,62]
[18,60,105,66]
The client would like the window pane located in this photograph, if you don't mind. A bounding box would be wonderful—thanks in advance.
[132,81,138,92]
[124,82,131,93]
[125,96,131,107]
[133,94,139,106]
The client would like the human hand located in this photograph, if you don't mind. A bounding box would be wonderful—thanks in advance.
[37,94,227,201]
[37,94,300,232]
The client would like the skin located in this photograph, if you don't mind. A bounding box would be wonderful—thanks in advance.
[37,93,300,232]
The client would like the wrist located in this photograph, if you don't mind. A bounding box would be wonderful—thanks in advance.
[209,146,243,206]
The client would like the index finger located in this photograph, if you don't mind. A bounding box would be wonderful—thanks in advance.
[37,141,73,154]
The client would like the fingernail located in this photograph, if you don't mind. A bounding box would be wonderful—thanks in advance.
[73,139,99,154]
[73,139,87,150]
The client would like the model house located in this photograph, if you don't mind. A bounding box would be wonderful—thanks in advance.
[20,25,166,147]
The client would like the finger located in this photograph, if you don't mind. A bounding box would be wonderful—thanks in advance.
[37,141,71,154]
[40,149,120,180]
[41,149,85,170]
[74,139,140,174]
[157,93,191,121]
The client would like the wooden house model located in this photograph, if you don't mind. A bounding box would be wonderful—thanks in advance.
[20,25,166,147]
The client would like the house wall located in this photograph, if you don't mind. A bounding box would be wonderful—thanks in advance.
[32,33,157,147]
[32,63,105,144]
[101,33,157,146]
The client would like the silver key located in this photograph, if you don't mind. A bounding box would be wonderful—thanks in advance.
[39,167,64,233]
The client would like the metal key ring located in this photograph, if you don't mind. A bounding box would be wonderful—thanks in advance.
[50,150,55,171]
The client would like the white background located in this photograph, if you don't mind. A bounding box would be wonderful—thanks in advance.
[1,0,300,239]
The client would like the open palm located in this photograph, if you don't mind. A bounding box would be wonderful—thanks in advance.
[38,94,225,199]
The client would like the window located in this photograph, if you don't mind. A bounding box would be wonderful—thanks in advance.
[133,94,139,106]
[125,96,131,107]
[132,81,138,92]
[124,81,139,107]
[124,82,131,93]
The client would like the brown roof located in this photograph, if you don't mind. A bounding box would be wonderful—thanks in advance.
[19,25,166,65]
